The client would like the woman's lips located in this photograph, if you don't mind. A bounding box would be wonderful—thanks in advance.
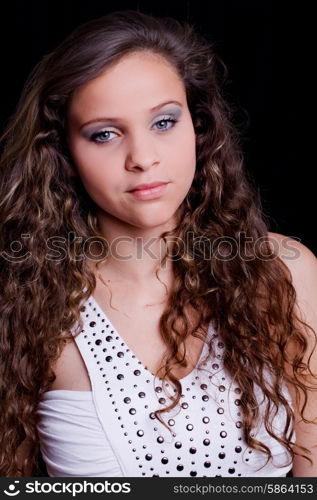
[127,182,169,200]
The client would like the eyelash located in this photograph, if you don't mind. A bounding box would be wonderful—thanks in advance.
[89,116,178,144]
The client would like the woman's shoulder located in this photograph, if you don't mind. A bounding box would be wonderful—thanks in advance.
[268,231,317,276]
[268,231,317,324]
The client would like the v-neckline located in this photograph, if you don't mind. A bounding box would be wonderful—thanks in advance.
[87,293,212,383]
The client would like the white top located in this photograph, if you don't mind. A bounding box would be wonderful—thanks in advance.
[37,295,294,477]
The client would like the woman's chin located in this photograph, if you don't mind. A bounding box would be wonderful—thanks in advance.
[129,212,178,231]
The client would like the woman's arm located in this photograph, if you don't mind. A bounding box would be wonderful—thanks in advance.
[269,232,317,476]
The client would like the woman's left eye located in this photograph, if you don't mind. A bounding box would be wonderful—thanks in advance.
[154,117,177,131]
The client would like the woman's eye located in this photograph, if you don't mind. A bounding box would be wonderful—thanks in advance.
[90,116,177,144]
[90,130,116,144]
[154,117,177,131]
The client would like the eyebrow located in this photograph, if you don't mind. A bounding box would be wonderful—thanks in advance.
[79,100,183,129]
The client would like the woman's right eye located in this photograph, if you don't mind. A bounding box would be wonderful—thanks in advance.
[90,130,116,144]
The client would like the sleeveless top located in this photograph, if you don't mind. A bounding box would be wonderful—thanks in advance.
[37,294,294,477]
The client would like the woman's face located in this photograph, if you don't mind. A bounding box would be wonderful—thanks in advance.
[67,51,196,232]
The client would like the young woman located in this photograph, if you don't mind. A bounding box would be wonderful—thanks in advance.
[0,10,316,478]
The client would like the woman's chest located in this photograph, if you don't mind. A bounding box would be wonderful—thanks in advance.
[49,289,206,392]
[91,283,207,379]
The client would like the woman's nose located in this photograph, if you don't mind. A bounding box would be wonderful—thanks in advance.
[124,133,160,171]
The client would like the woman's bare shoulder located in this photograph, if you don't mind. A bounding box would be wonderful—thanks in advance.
[267,231,317,334]
[268,231,316,260]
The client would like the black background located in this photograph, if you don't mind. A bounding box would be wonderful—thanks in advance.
[1,1,314,254]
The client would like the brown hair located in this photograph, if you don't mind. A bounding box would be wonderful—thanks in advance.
[0,9,316,476]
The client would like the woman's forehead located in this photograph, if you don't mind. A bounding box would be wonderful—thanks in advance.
[68,52,185,120]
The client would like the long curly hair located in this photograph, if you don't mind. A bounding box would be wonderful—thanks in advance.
[0,10,316,477]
